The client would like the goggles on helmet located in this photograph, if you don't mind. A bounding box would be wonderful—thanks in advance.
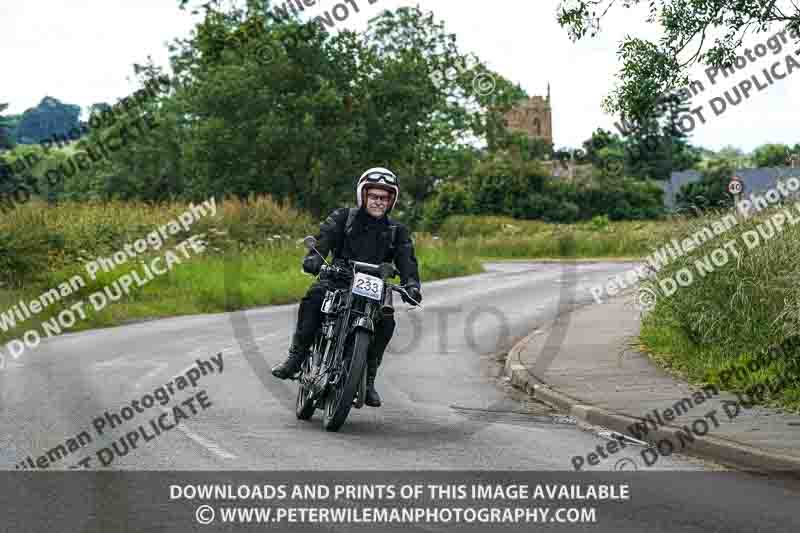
[361,172,397,185]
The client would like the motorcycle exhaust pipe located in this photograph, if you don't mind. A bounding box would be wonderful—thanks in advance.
[381,286,394,315]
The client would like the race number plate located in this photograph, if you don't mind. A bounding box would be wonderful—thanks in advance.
[352,272,384,301]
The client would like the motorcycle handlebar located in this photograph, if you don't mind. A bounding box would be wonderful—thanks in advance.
[319,264,340,276]
[317,264,422,309]
[319,261,395,279]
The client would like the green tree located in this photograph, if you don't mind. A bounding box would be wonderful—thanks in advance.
[752,143,791,168]
[496,132,553,163]
[0,144,47,209]
[581,128,630,180]
[611,91,700,180]
[557,1,800,121]
[15,97,81,144]
[789,144,800,167]
[676,159,735,213]
[595,145,626,179]
[55,0,528,228]
[467,151,547,217]
[360,6,524,217]
[0,103,15,150]
[713,145,750,167]
[661,92,702,173]
[582,128,622,164]
[553,147,572,161]
[73,2,528,225]
[421,180,473,230]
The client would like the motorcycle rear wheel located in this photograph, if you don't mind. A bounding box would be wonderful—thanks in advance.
[322,329,370,432]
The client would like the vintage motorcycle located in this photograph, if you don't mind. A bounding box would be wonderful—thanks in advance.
[294,236,421,432]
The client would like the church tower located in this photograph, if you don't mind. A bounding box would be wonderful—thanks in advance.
[502,83,553,145]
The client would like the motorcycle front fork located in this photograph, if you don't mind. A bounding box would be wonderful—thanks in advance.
[318,299,375,389]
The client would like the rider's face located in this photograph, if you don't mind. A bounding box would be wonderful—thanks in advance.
[365,188,392,218]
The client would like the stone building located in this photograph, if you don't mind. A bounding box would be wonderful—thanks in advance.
[502,84,553,145]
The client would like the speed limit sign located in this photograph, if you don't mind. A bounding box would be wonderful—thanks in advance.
[728,178,743,195]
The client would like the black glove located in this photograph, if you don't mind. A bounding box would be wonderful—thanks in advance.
[302,254,324,275]
[403,285,422,305]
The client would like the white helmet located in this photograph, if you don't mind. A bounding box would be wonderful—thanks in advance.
[356,167,399,212]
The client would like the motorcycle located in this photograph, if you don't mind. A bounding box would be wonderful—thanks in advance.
[294,236,422,432]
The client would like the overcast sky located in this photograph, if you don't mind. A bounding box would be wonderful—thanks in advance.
[2,0,799,152]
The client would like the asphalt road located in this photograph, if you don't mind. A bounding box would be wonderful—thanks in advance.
[1,261,799,531]
[0,261,760,470]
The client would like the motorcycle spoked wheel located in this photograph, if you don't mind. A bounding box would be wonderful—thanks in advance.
[295,354,316,420]
[322,329,370,432]
[354,360,367,409]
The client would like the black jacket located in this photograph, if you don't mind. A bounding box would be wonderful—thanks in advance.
[306,207,421,288]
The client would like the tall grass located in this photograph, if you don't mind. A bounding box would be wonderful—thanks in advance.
[639,204,800,410]
[0,197,483,347]
[435,214,691,259]
[0,195,315,288]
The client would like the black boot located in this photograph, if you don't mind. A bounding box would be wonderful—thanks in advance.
[272,335,310,380]
[364,355,382,407]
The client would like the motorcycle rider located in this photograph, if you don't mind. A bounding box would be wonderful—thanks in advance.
[271,167,423,407]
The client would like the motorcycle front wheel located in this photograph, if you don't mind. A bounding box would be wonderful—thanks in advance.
[295,357,315,420]
[322,329,370,432]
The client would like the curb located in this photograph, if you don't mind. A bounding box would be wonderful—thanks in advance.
[503,309,800,476]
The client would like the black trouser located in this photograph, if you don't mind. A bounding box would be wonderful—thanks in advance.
[293,279,396,365]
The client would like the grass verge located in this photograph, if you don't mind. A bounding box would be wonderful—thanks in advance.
[433,215,690,259]
[638,203,800,412]
[0,241,484,349]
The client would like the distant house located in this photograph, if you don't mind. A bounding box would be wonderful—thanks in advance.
[664,167,800,209]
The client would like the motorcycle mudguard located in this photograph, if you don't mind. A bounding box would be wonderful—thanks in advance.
[350,316,374,335]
